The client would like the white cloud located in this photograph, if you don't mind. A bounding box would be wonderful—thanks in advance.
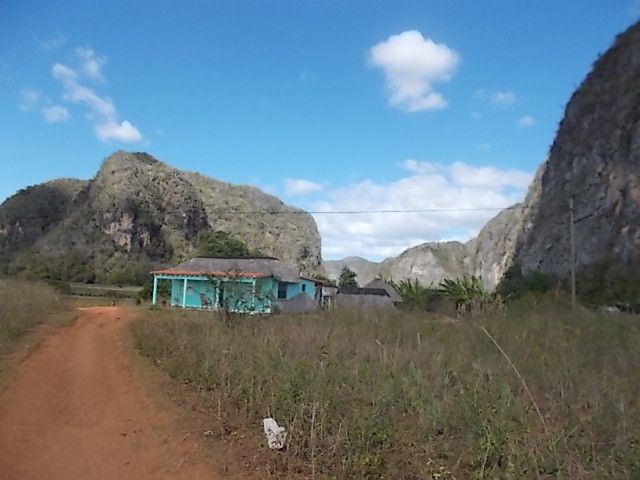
[284,178,324,196]
[491,90,517,106]
[40,32,66,51]
[369,30,459,112]
[475,89,518,107]
[75,46,106,82]
[518,115,535,127]
[51,53,142,143]
[95,120,141,142]
[311,160,532,260]
[478,142,491,150]
[18,87,41,111]
[471,111,482,120]
[42,105,70,123]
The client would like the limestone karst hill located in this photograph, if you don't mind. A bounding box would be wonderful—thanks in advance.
[0,151,322,284]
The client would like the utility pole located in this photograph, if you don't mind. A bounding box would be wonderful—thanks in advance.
[569,197,576,308]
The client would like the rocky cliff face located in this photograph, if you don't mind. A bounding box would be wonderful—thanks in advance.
[0,151,322,283]
[379,241,472,286]
[327,22,640,291]
[513,22,640,278]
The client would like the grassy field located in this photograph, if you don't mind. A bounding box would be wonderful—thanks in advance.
[131,298,640,479]
[69,282,143,298]
[0,278,71,373]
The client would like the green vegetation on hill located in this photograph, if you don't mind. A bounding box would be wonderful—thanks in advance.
[197,230,261,258]
[132,299,640,478]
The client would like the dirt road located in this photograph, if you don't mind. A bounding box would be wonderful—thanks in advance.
[0,307,217,480]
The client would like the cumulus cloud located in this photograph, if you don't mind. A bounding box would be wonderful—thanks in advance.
[369,30,459,112]
[475,89,518,107]
[284,178,324,196]
[42,105,70,123]
[75,46,106,82]
[51,52,142,143]
[518,115,535,127]
[95,120,141,142]
[311,160,532,259]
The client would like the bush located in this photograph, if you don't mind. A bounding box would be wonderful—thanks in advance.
[198,230,259,258]
[497,265,554,299]
[389,278,438,311]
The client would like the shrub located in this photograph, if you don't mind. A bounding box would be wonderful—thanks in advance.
[497,265,554,299]
[389,278,438,311]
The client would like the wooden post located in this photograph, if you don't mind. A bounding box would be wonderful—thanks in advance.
[182,278,188,308]
[569,197,576,308]
[152,275,158,305]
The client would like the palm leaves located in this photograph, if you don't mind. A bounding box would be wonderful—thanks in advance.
[389,275,502,315]
[438,275,497,315]
[388,278,436,310]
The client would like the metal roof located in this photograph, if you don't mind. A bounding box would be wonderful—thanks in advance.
[363,279,403,303]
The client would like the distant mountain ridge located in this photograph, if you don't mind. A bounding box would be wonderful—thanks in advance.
[0,151,322,283]
[324,204,524,289]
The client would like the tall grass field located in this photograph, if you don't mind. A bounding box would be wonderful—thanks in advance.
[0,278,70,364]
[132,298,640,479]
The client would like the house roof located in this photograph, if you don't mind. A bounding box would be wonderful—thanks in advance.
[152,257,301,283]
[363,278,403,303]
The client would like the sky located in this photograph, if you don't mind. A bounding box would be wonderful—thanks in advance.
[1,1,638,261]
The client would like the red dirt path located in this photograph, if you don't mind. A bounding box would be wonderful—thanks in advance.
[0,307,218,480]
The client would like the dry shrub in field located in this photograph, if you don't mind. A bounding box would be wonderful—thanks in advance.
[132,298,640,479]
[0,278,69,357]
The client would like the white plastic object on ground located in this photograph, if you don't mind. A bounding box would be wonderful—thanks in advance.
[263,417,287,450]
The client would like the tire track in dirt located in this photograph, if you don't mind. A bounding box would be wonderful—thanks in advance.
[0,307,217,480]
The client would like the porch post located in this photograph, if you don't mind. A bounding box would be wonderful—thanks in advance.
[251,278,256,309]
[182,278,188,308]
[152,275,158,305]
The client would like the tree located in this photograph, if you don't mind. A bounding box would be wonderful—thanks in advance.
[338,266,358,288]
[198,230,255,258]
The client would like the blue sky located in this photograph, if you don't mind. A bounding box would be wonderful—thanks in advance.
[1,1,638,260]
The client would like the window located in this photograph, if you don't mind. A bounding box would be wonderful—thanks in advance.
[277,282,287,299]
[302,284,306,292]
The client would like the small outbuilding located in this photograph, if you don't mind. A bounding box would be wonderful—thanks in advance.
[363,278,403,306]
[334,278,403,310]
[151,257,318,314]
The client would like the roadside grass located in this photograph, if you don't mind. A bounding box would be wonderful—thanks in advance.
[69,282,142,298]
[0,278,71,376]
[131,296,640,479]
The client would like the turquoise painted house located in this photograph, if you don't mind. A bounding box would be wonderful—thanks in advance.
[151,257,318,314]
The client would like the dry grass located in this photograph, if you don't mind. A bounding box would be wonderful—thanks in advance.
[0,278,71,378]
[132,296,640,479]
